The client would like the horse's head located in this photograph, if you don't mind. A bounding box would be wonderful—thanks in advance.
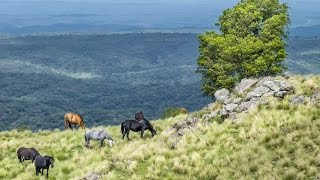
[46,156,55,168]
[108,139,114,147]
[151,129,157,137]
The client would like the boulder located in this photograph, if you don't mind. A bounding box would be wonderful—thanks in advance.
[245,86,271,100]
[311,89,320,104]
[232,98,243,104]
[214,88,230,103]
[277,80,294,92]
[225,103,238,112]
[235,79,258,94]
[262,91,275,98]
[290,95,306,105]
[220,107,228,116]
[275,91,289,98]
[237,98,261,112]
[81,172,101,180]
[256,76,274,86]
[262,81,281,92]
[202,111,218,120]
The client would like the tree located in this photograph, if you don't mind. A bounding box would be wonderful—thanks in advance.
[197,0,290,97]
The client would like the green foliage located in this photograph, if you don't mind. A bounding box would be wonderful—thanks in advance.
[197,0,290,96]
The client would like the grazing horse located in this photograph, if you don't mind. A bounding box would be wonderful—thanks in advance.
[64,112,86,130]
[85,129,113,148]
[34,155,54,178]
[121,119,157,140]
[84,129,113,148]
[135,111,145,121]
[17,147,40,163]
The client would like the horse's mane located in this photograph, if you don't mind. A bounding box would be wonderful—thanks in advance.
[144,119,154,129]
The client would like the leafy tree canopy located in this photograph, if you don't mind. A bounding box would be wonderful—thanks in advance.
[197,0,290,97]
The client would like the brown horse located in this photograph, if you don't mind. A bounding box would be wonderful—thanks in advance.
[64,113,86,130]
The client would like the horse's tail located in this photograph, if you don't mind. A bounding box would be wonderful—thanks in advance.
[121,122,125,134]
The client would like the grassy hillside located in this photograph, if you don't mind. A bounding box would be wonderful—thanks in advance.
[0,75,319,179]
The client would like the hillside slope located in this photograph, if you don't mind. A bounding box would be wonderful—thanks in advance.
[0,75,319,180]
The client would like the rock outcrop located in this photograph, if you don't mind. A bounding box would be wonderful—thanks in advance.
[213,76,295,119]
[165,76,319,149]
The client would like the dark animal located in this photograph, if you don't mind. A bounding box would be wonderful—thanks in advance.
[85,129,114,148]
[64,112,86,130]
[34,155,54,178]
[17,147,40,163]
[135,111,145,121]
[121,119,157,140]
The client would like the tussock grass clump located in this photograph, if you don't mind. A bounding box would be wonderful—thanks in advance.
[0,76,319,179]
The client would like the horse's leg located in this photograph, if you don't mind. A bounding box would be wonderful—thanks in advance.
[69,122,72,130]
[46,168,49,178]
[122,131,125,140]
[126,130,130,141]
[141,129,145,138]
[41,168,44,175]
[86,139,90,147]
[100,139,105,148]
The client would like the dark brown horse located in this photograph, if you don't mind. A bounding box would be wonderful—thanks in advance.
[135,111,145,121]
[121,119,156,140]
[17,147,40,163]
[64,113,86,130]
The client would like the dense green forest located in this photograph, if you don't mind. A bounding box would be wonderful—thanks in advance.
[0,33,319,131]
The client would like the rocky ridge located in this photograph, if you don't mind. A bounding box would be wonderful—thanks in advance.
[165,76,320,148]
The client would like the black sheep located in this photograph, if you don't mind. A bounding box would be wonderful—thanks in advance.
[34,155,54,178]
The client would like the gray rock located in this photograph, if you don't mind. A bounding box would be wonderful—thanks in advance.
[228,112,237,120]
[81,172,101,180]
[311,90,320,104]
[290,95,306,105]
[235,79,259,94]
[233,98,243,104]
[277,80,294,92]
[224,98,234,105]
[214,88,230,103]
[237,98,261,112]
[225,103,238,112]
[262,91,275,98]
[256,76,274,86]
[275,91,289,98]
[202,111,218,120]
[245,86,271,100]
[262,81,281,92]
[220,107,228,116]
